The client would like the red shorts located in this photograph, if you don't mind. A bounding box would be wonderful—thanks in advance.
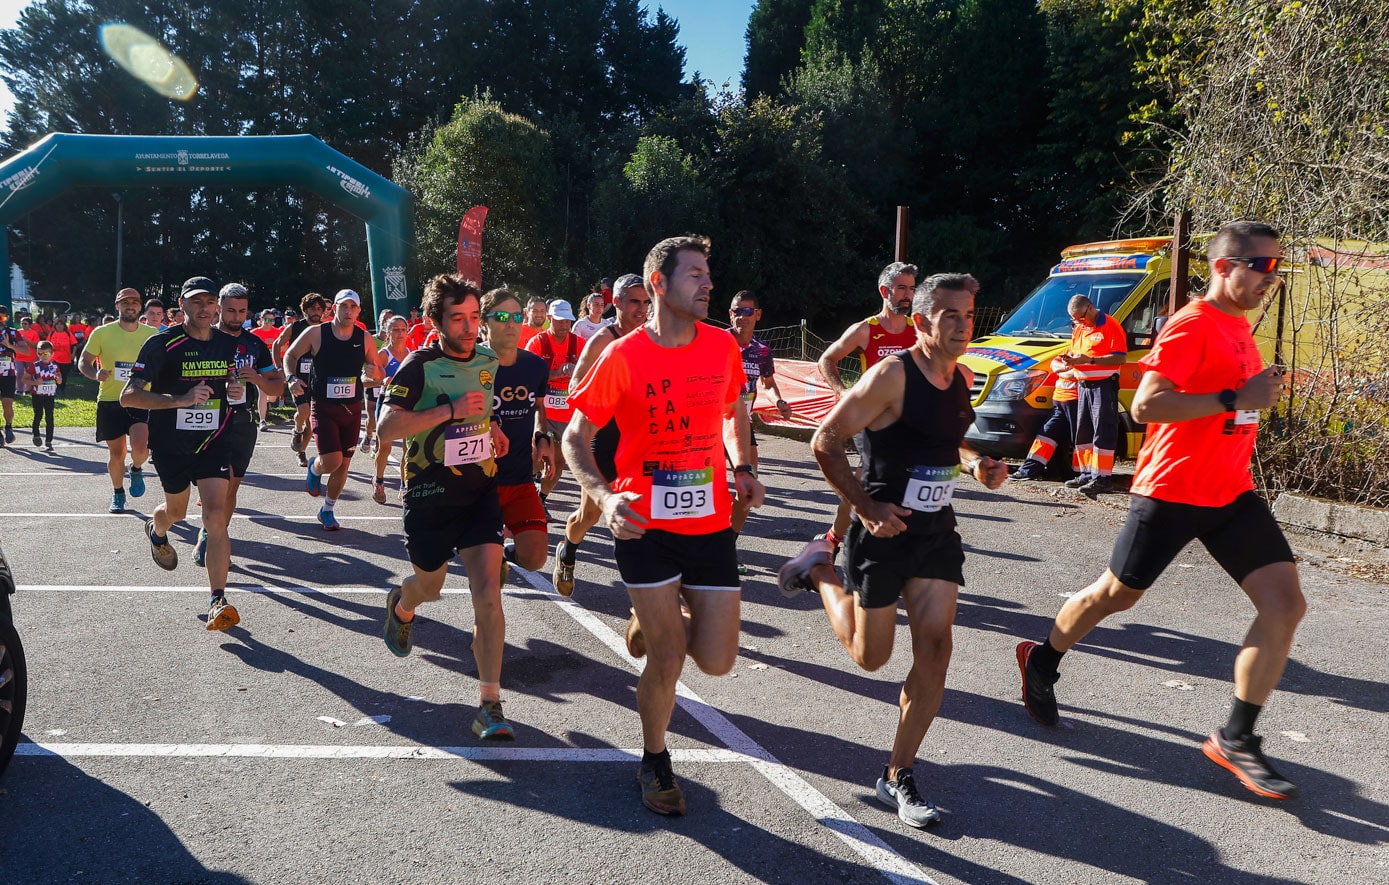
[310,399,363,456]
[498,482,547,535]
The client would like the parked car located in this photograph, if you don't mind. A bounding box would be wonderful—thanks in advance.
[0,540,25,778]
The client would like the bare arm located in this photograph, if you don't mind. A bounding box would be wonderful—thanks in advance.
[1130,365,1285,424]
[120,376,209,411]
[571,329,614,385]
[563,411,647,539]
[79,347,107,381]
[817,320,870,395]
[281,326,320,395]
[810,360,909,535]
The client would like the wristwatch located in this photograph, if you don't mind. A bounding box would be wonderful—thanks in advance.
[534,430,552,445]
[1218,389,1238,412]
[734,464,756,478]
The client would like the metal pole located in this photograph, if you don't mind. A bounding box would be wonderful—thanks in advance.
[800,318,807,361]
[895,206,910,262]
[113,192,124,289]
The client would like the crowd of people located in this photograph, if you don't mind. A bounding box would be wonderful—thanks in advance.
[0,222,1307,823]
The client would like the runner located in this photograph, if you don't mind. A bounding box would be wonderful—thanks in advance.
[249,309,282,431]
[524,298,584,501]
[563,236,765,816]
[551,274,650,597]
[47,318,77,394]
[813,262,919,556]
[378,274,513,740]
[79,288,158,512]
[141,298,166,330]
[26,342,61,451]
[0,304,35,447]
[572,292,608,340]
[371,315,412,504]
[727,290,794,536]
[190,284,285,567]
[120,277,244,631]
[481,288,553,578]
[1015,221,1306,800]
[778,273,1007,829]
[14,315,39,396]
[274,293,328,467]
[517,295,549,348]
[282,289,381,530]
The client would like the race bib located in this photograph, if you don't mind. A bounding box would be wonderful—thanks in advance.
[175,399,221,431]
[444,423,489,467]
[0,357,12,375]
[35,381,57,396]
[298,357,313,375]
[326,376,357,399]
[114,361,134,382]
[1234,409,1259,426]
[902,465,959,513]
[651,468,715,520]
[544,389,569,412]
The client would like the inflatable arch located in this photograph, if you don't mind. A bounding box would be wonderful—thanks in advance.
[0,133,413,313]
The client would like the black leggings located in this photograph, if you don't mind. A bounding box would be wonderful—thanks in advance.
[30,394,54,443]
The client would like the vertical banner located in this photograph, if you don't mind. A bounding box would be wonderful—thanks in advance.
[456,206,488,285]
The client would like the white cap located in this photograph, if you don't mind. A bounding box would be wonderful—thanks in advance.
[548,299,576,321]
[334,289,360,306]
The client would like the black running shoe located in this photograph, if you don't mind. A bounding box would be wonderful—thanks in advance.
[1202,730,1299,799]
[1016,641,1059,726]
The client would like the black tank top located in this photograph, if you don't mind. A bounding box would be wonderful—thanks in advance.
[861,350,974,534]
[311,322,366,401]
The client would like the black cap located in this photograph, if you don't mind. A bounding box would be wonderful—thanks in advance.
[180,276,216,298]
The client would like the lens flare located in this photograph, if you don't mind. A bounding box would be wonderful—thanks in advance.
[99,23,198,101]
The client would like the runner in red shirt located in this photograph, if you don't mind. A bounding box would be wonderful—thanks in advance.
[525,299,585,501]
[1016,221,1305,801]
[516,296,549,348]
[812,262,918,555]
[564,236,764,817]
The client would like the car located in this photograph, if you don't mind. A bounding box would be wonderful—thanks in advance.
[0,540,26,778]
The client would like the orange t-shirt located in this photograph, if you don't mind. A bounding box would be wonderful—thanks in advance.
[568,324,746,535]
[525,330,585,423]
[517,321,548,349]
[1069,312,1127,381]
[1129,300,1262,507]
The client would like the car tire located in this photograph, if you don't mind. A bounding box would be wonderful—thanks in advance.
[0,607,27,779]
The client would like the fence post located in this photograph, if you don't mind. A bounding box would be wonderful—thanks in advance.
[800,319,807,361]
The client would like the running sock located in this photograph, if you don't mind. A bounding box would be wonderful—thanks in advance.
[210,590,226,606]
[480,683,501,703]
[502,544,517,564]
[558,538,578,565]
[642,748,670,767]
[323,496,337,511]
[1222,698,1263,741]
[394,601,415,623]
[150,527,169,545]
[114,486,125,493]
[1031,639,1065,677]
[375,476,384,484]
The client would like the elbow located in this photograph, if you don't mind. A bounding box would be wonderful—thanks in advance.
[1130,398,1152,423]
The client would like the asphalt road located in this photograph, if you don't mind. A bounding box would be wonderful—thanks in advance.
[0,428,1385,884]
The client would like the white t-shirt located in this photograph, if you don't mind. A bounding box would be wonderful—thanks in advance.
[572,317,608,340]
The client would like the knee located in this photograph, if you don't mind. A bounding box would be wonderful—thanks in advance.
[1263,585,1306,632]
[852,646,893,673]
[517,549,546,571]
[1093,579,1144,613]
[645,643,687,680]
[691,645,738,676]
[912,633,953,670]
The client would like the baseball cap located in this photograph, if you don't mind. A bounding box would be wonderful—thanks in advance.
[334,289,360,306]
[180,277,215,299]
[548,300,576,322]
[115,287,142,304]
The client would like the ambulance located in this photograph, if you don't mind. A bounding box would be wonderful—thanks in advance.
[961,237,1203,459]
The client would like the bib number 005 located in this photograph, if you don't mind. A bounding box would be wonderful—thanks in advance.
[902,464,959,513]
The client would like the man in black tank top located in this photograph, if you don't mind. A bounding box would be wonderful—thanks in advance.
[778,273,1008,829]
[282,289,382,530]
[274,293,328,465]
[551,274,650,597]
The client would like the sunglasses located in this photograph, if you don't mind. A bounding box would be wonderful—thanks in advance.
[730,306,757,317]
[1225,256,1280,273]
[485,310,523,323]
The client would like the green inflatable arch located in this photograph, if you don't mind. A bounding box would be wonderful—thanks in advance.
[0,132,413,313]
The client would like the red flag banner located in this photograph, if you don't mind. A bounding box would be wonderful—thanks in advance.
[456,206,488,283]
[749,359,840,430]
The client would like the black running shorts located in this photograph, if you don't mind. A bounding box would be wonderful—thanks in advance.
[95,400,149,443]
[0,375,13,398]
[1108,492,1295,591]
[402,482,503,572]
[844,521,966,609]
[613,528,740,591]
[149,447,232,496]
[225,413,258,478]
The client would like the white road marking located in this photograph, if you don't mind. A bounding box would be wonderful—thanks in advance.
[0,514,401,520]
[17,743,749,763]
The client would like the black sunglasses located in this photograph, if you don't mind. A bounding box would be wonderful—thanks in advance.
[730,306,757,317]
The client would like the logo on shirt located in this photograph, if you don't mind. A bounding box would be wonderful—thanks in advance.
[479,369,494,387]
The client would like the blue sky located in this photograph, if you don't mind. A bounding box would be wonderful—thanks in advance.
[0,1,756,123]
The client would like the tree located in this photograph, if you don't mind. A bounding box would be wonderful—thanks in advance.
[743,0,816,98]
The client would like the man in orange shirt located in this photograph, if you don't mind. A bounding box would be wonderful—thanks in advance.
[525,298,584,500]
[564,235,764,817]
[1016,220,1305,801]
[516,296,549,348]
[1011,356,1081,481]
[1058,294,1126,495]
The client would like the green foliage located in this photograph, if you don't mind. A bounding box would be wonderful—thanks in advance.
[395,97,559,295]
[743,0,816,97]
